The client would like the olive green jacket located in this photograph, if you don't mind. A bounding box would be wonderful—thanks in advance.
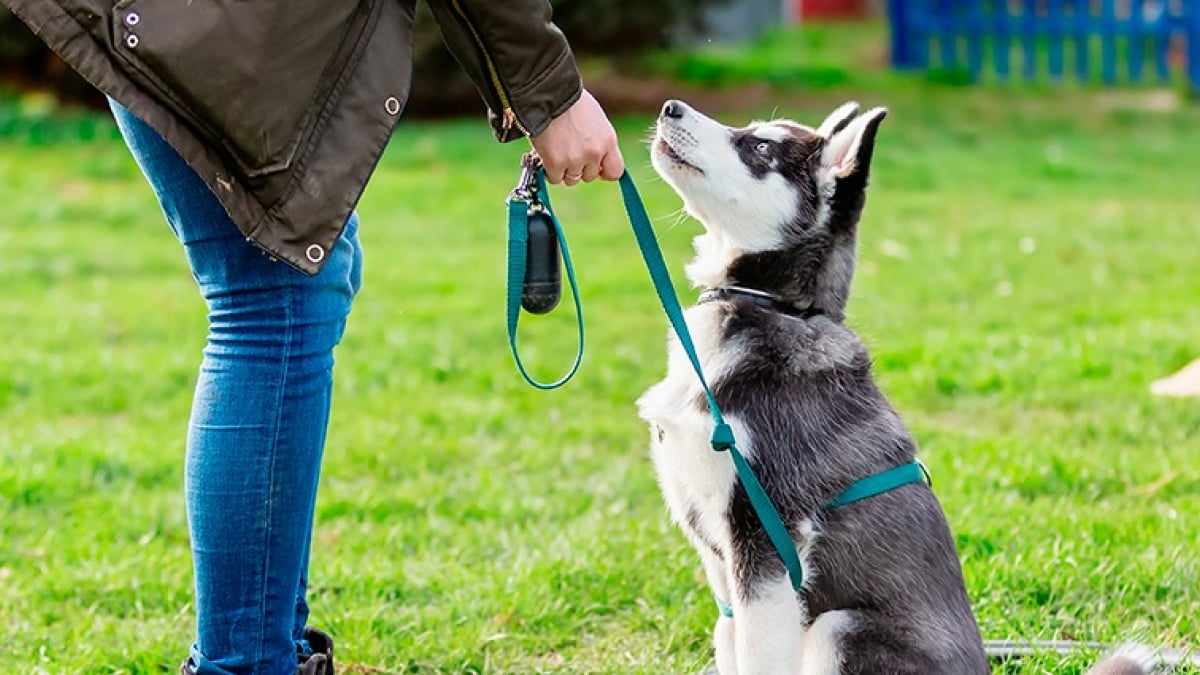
[3,0,582,273]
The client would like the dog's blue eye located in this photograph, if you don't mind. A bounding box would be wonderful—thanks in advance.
[755,141,770,155]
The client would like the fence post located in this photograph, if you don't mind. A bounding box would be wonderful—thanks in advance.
[1188,0,1200,97]
[889,0,921,69]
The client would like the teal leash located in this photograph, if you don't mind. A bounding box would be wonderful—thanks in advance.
[615,171,808,594]
[506,163,930,609]
[505,162,585,390]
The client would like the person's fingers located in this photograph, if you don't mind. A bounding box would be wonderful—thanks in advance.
[541,158,567,184]
[580,161,601,183]
[544,149,591,185]
[542,149,617,184]
[538,148,581,184]
[599,146,625,181]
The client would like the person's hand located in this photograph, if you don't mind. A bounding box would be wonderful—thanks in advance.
[529,89,624,186]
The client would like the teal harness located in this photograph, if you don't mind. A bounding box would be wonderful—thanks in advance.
[505,159,931,613]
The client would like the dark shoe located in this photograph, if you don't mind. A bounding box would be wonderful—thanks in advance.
[297,652,330,675]
[178,628,335,675]
[179,656,330,675]
[298,627,335,675]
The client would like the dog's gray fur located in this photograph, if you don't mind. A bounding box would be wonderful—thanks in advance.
[638,100,1149,675]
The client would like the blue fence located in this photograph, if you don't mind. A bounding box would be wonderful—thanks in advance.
[888,0,1200,92]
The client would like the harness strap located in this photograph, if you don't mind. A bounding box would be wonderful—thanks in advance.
[716,597,734,618]
[713,459,929,617]
[825,460,931,510]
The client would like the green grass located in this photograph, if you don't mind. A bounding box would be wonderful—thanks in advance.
[3,52,1200,675]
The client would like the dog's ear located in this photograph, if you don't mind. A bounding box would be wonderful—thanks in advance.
[816,101,860,138]
[820,107,888,180]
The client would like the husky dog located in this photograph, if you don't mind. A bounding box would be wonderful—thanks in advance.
[636,100,1151,675]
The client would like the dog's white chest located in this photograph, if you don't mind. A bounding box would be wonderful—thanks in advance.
[637,305,744,544]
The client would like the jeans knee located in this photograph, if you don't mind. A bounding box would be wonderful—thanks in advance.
[200,273,350,375]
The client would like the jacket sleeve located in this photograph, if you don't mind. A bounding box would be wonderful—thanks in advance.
[425,0,583,142]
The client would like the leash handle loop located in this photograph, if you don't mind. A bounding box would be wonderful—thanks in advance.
[505,167,585,390]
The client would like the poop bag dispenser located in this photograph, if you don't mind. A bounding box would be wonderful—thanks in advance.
[511,154,562,314]
[521,205,561,314]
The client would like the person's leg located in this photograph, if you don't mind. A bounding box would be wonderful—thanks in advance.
[110,101,362,675]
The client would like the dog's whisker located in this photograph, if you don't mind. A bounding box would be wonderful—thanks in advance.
[639,161,667,184]
[653,206,689,231]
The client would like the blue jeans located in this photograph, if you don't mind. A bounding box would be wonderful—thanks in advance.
[110,102,363,675]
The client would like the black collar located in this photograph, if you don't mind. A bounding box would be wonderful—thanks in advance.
[697,286,823,319]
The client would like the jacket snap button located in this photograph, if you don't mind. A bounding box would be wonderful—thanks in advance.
[125,33,139,49]
[384,97,401,116]
[305,244,326,264]
[124,12,140,26]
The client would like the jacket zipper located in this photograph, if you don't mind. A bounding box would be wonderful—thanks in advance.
[448,0,530,137]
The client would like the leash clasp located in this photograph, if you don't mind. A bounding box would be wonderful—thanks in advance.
[509,152,544,206]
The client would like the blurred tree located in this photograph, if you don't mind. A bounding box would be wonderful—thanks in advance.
[0,9,37,68]
[1,11,106,107]
[548,0,720,55]
[407,0,724,116]
[1,0,723,113]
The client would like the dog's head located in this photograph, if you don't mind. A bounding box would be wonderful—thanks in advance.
[650,100,887,320]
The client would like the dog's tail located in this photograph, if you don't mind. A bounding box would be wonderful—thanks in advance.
[1084,645,1159,675]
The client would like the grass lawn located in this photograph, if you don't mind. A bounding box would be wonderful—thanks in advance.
[3,39,1200,674]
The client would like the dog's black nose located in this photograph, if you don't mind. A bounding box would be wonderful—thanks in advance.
[662,100,685,120]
